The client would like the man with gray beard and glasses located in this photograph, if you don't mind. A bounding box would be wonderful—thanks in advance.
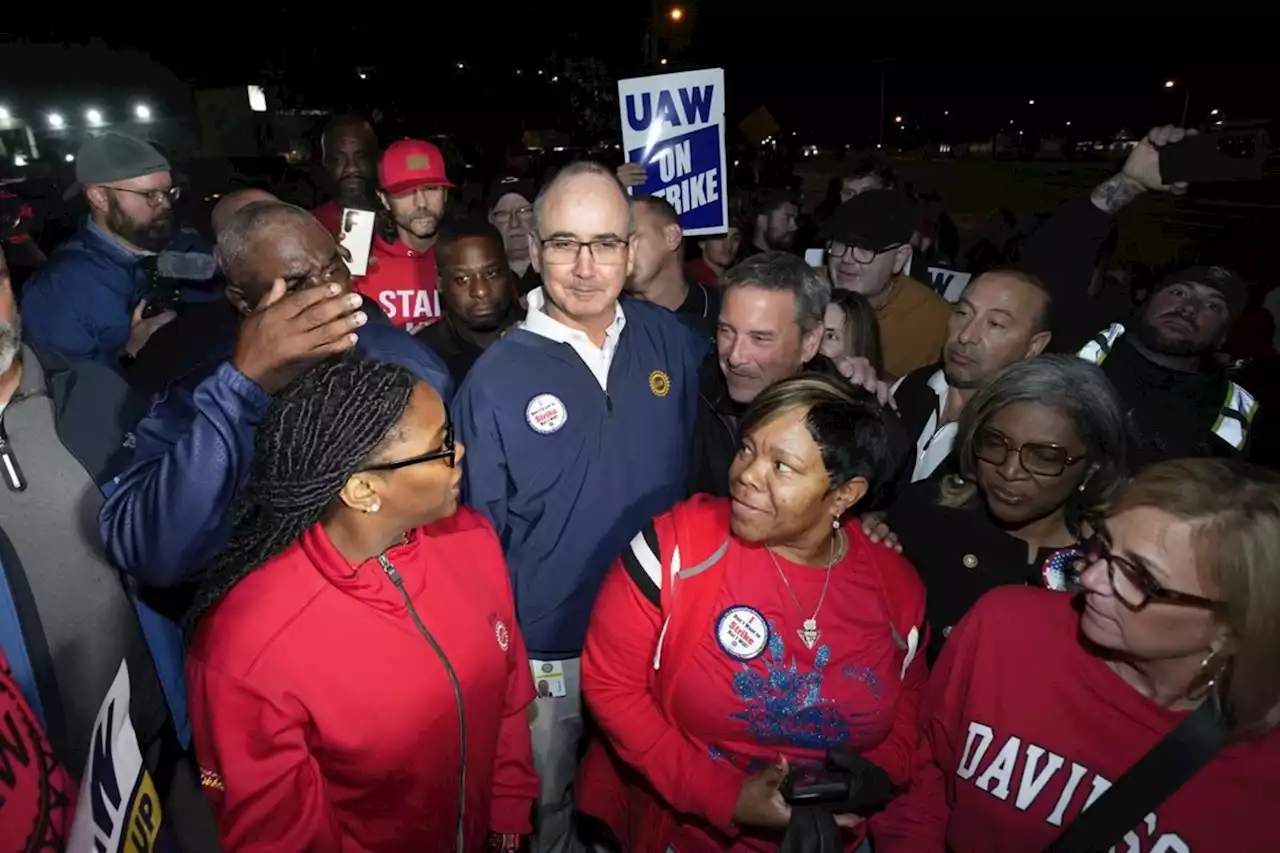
[0,245,220,850]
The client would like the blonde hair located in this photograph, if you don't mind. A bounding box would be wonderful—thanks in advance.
[1110,458,1280,737]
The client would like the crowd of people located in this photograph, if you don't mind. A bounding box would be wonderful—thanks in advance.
[1,111,1278,853]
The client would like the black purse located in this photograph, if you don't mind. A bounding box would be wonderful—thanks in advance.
[1046,697,1227,853]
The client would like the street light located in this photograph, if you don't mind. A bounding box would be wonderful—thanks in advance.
[1164,79,1176,89]
[668,6,684,21]
[894,115,903,123]
[47,112,65,129]
[134,103,152,121]
[85,108,104,127]
[660,58,668,66]
[65,153,75,162]
[1028,99,1035,105]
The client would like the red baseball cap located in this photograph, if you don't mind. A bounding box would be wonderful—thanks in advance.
[378,139,454,195]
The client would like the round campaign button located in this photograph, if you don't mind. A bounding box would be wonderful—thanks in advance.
[526,393,568,435]
[715,606,770,661]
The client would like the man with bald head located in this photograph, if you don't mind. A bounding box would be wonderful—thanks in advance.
[454,160,709,853]
[101,200,451,590]
[892,267,1053,482]
[211,187,277,236]
[312,114,379,236]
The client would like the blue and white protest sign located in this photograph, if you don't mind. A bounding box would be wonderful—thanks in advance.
[618,68,728,236]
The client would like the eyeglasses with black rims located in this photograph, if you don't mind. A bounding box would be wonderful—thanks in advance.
[1070,534,1227,613]
[827,240,902,265]
[975,428,1087,478]
[538,235,629,266]
[361,410,456,471]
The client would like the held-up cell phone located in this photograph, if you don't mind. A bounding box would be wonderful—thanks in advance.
[803,248,825,268]
[781,766,853,807]
[1159,131,1268,184]
[338,208,376,277]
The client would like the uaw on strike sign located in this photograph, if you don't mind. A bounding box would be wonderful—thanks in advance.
[618,68,729,236]
[66,662,172,853]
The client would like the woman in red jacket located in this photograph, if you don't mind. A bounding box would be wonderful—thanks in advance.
[578,373,927,852]
[872,458,1280,852]
[183,358,539,853]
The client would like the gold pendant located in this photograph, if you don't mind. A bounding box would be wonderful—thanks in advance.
[797,618,821,650]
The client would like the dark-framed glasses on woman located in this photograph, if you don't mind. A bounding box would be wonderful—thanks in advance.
[361,413,456,471]
[975,428,1086,478]
[1071,535,1227,613]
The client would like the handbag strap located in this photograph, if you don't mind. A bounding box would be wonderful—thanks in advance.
[1046,697,1227,853]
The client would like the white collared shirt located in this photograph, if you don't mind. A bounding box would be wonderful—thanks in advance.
[521,287,626,391]
[905,368,958,482]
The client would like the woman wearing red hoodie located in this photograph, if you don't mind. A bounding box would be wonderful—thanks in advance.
[184,358,539,853]
[578,374,928,852]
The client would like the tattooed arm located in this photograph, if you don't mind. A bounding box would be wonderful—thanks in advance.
[1089,173,1146,215]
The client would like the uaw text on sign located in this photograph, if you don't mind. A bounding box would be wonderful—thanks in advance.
[617,68,729,237]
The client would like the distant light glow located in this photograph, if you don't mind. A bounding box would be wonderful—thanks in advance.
[1164,79,1176,89]
[551,75,559,82]
[134,103,152,121]
[1066,121,1072,127]
[668,6,684,21]
[247,85,267,113]
[894,115,903,123]
[85,108,104,127]
[943,110,949,116]
[660,58,668,66]
[47,112,65,129]
[14,154,27,166]
[357,71,368,80]
[65,153,75,162]
[456,62,465,70]
[0,106,9,122]
[1028,99,1035,105]
[1209,108,1220,116]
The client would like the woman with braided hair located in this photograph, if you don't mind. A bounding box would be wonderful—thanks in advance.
[184,358,538,853]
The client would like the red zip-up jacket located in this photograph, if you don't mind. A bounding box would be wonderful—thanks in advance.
[872,586,1280,852]
[186,508,539,852]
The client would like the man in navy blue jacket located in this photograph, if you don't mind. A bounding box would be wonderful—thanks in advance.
[100,201,452,590]
[454,161,707,853]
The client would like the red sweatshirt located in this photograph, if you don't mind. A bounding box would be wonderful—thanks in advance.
[0,648,76,852]
[186,508,539,853]
[872,586,1280,852]
[312,200,342,237]
[582,499,927,853]
[355,236,440,332]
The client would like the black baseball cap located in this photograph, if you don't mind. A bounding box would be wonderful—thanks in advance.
[1155,265,1248,320]
[819,190,917,251]
[487,174,539,210]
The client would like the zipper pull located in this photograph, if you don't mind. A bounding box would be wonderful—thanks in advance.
[378,554,403,585]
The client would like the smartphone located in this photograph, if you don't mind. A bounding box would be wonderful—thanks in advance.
[803,247,825,267]
[781,766,852,807]
[1159,131,1267,184]
[338,208,377,276]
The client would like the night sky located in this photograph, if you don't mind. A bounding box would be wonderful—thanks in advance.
[3,16,1274,146]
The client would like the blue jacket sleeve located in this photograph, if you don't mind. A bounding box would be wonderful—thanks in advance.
[19,260,127,364]
[99,362,269,586]
[356,322,455,403]
[453,377,511,545]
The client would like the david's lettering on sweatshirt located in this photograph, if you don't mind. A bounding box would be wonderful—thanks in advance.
[956,720,1190,852]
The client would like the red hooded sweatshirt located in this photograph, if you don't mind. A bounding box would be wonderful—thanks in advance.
[186,508,539,852]
[871,586,1280,852]
[579,496,927,852]
[355,236,440,333]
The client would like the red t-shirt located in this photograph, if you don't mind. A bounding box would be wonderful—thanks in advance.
[311,200,342,237]
[872,586,1280,852]
[355,235,440,332]
[665,540,926,852]
[0,649,76,851]
[686,258,721,288]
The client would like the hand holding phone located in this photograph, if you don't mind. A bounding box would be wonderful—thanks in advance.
[1160,131,1268,184]
[338,208,377,277]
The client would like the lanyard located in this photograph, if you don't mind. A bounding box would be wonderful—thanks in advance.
[0,414,26,492]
